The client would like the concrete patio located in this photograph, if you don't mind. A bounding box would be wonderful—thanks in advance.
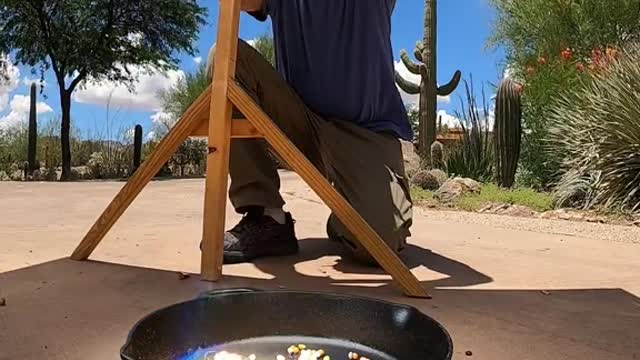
[1,173,639,360]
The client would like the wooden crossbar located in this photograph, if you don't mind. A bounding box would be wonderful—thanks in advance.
[70,0,428,298]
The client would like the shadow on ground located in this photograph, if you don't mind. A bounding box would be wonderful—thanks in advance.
[1,239,639,360]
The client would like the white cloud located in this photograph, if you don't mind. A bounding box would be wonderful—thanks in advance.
[150,110,173,125]
[72,65,184,111]
[0,94,53,130]
[437,110,461,128]
[503,66,515,80]
[127,32,143,47]
[145,130,156,141]
[436,108,496,131]
[394,60,451,106]
[8,94,53,114]
[0,56,20,112]
[22,78,47,88]
[247,39,257,47]
[193,56,203,64]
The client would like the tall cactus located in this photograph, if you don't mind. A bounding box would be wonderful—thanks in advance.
[494,78,522,188]
[396,0,461,166]
[133,124,143,172]
[27,83,38,173]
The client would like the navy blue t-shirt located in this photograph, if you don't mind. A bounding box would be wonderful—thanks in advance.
[250,0,412,141]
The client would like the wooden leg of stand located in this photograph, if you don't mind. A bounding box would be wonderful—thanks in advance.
[200,0,241,281]
[228,82,429,298]
[70,87,211,260]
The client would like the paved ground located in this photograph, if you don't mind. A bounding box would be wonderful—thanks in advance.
[1,173,639,360]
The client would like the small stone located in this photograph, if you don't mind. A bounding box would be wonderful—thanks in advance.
[178,272,190,280]
[0,298,6,306]
[249,354,256,360]
[541,290,551,295]
[276,355,286,360]
[465,350,473,356]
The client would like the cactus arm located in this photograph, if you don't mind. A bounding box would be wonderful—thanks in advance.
[414,41,424,62]
[395,71,421,94]
[400,50,422,75]
[413,47,423,62]
[437,70,462,96]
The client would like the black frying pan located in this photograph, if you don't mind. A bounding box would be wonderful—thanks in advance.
[121,289,453,360]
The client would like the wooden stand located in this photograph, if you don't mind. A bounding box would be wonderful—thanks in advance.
[70,0,429,298]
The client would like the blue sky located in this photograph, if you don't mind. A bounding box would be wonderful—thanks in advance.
[0,0,505,140]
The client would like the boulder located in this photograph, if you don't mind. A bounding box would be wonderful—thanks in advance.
[401,140,421,179]
[10,170,24,181]
[435,177,481,203]
[428,169,449,187]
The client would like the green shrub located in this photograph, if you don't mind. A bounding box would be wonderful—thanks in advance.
[549,44,640,212]
[488,0,640,187]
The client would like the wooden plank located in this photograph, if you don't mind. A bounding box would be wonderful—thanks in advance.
[228,82,430,298]
[192,118,263,138]
[200,0,242,281]
[71,87,211,261]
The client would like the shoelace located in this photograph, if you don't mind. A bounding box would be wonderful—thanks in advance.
[229,211,263,235]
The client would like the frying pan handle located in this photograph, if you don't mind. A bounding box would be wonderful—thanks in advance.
[197,288,258,299]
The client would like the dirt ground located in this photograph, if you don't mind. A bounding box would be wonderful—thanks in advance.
[1,172,639,360]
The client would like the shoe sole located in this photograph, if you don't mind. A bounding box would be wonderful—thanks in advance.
[223,245,299,264]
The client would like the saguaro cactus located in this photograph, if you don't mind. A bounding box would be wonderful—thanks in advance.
[27,83,38,173]
[396,0,461,166]
[494,78,522,188]
[133,124,143,172]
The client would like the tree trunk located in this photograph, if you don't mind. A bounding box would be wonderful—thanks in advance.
[60,91,72,181]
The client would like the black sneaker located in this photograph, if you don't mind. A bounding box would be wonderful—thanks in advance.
[221,207,299,264]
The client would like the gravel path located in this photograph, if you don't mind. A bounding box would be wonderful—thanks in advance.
[416,207,640,244]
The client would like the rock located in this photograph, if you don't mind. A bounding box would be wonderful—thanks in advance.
[31,169,42,181]
[411,170,440,190]
[0,171,9,181]
[401,140,421,179]
[502,205,536,217]
[72,166,92,180]
[428,168,449,187]
[435,178,481,203]
[458,177,481,192]
[477,203,535,217]
[41,168,58,181]
[10,170,24,181]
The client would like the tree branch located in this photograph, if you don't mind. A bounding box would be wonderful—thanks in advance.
[68,70,87,92]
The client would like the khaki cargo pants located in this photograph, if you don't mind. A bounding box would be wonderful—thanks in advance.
[210,40,413,265]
